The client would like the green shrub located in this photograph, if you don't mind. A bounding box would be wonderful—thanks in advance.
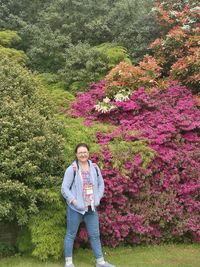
[0,55,65,225]
[62,116,116,166]
[96,43,131,69]
[0,30,27,64]
[0,30,21,47]
[36,73,75,112]
[17,226,33,254]
[18,191,66,260]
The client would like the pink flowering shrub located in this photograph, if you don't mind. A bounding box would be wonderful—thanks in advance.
[71,81,200,246]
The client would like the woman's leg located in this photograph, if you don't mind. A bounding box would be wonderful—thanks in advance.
[84,209,103,259]
[64,206,82,257]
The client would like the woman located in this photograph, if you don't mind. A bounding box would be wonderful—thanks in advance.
[61,143,116,267]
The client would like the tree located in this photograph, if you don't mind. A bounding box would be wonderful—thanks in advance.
[0,0,159,73]
[59,42,131,92]
[26,26,72,72]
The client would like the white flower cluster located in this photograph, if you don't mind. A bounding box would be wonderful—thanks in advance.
[95,91,130,113]
[103,97,111,103]
[95,97,116,113]
[181,24,191,31]
[169,10,177,17]
[114,91,130,102]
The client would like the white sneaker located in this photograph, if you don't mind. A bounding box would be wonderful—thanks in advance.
[64,263,75,267]
[96,262,116,267]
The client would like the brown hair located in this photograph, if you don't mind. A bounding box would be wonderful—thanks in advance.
[74,143,90,153]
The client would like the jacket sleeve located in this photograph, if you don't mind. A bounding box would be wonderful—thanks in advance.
[61,166,75,203]
[96,165,105,200]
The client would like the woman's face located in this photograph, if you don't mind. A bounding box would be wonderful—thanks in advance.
[76,146,89,163]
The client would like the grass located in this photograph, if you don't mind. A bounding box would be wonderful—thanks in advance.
[0,244,200,267]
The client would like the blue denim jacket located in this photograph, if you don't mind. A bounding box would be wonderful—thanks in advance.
[61,160,105,214]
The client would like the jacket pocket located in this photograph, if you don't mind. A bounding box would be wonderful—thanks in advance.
[94,194,100,207]
[75,203,85,211]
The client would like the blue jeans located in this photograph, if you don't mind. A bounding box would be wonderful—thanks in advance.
[64,206,103,259]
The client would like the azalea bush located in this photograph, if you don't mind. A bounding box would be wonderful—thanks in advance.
[72,58,167,115]
[71,80,200,246]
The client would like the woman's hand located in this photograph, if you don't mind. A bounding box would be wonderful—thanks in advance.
[71,199,77,206]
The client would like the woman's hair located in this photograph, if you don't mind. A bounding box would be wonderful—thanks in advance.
[74,143,90,153]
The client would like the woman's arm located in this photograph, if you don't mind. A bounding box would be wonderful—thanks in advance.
[61,166,76,204]
[96,165,105,200]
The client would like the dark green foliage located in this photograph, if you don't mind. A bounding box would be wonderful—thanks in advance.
[0,242,16,257]
[59,42,108,92]
[0,0,50,27]
[26,27,72,72]
[59,42,131,92]
[0,55,65,225]
[106,0,161,62]
[0,0,159,73]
